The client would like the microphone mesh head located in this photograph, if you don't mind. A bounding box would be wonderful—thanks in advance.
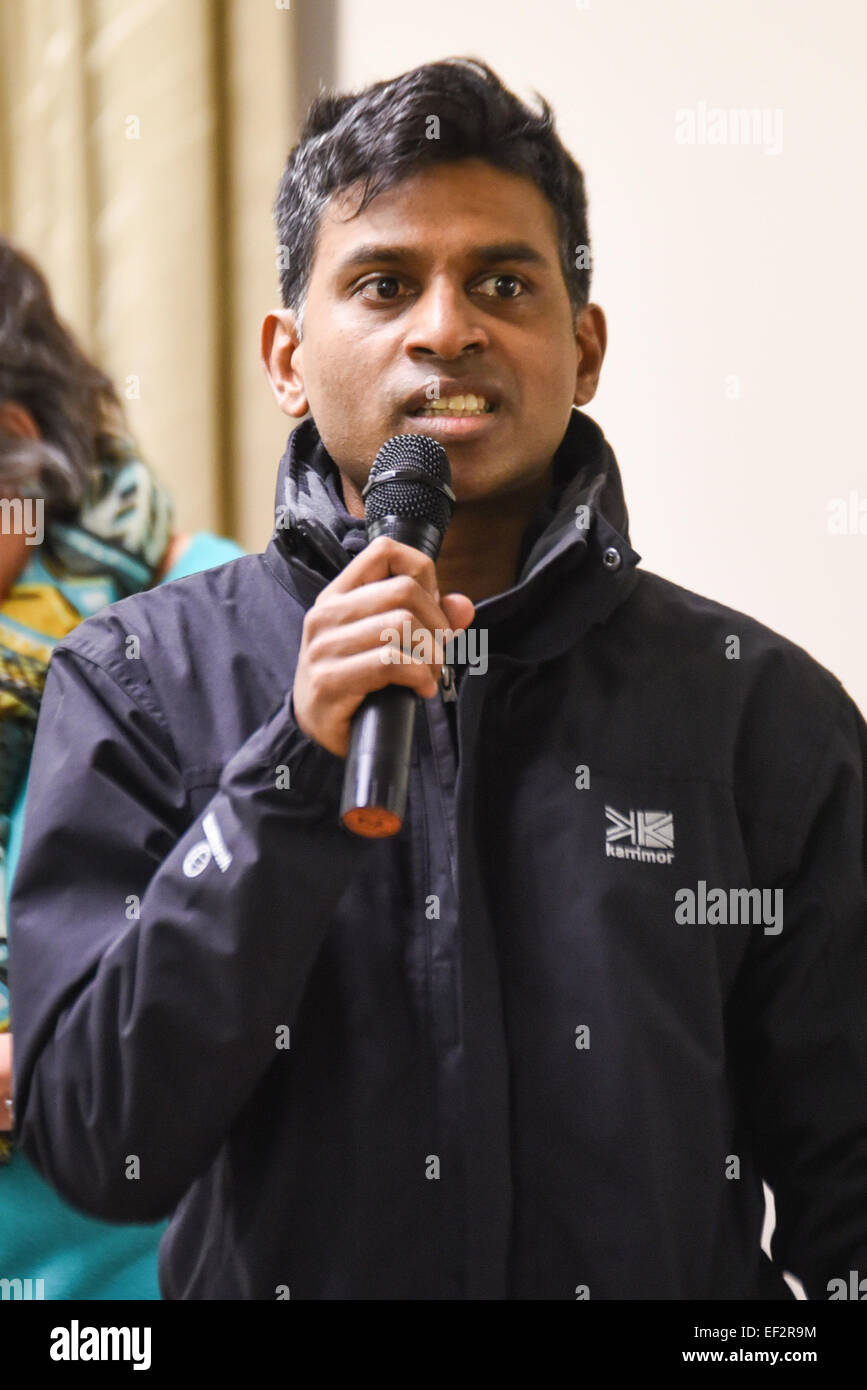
[364,434,453,533]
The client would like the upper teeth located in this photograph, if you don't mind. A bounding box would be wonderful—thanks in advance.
[418,394,490,412]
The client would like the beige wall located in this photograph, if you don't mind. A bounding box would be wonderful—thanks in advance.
[336,0,867,712]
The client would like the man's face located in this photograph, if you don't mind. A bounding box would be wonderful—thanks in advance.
[263,157,605,509]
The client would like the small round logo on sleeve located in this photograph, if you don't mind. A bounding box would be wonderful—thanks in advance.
[183,841,212,877]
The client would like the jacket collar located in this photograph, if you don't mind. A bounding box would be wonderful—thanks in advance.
[262,408,642,661]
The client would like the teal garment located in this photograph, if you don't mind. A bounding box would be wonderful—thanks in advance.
[1,530,244,1299]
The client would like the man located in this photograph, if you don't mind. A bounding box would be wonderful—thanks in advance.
[9,58,867,1300]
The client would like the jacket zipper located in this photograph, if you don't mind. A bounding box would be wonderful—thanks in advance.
[440,663,458,702]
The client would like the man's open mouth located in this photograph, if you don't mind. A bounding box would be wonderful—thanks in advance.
[410,395,497,418]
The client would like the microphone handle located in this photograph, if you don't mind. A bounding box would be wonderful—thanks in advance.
[339,513,444,838]
[340,685,417,838]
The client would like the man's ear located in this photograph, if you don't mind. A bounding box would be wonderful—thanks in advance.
[0,400,40,440]
[261,310,309,419]
[573,304,607,408]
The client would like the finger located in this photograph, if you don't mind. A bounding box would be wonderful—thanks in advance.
[441,593,476,631]
[309,576,456,640]
[323,535,439,599]
[315,648,441,706]
[309,609,454,668]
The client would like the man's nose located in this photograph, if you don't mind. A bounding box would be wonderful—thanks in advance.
[402,278,490,358]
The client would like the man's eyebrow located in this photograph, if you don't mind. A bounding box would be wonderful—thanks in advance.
[335,241,550,275]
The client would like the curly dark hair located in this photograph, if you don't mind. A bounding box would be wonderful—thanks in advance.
[0,237,129,514]
[273,56,592,339]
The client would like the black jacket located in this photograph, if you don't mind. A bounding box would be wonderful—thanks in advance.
[9,409,867,1299]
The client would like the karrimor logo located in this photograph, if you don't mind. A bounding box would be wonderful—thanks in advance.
[605,806,675,864]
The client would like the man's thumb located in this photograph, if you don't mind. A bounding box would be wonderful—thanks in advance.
[441,593,475,631]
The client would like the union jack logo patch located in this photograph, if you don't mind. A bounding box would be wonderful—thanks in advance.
[605,806,675,863]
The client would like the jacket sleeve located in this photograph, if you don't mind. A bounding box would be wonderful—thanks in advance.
[9,644,373,1222]
[730,684,867,1299]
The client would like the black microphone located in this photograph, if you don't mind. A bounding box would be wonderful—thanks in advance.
[340,433,456,838]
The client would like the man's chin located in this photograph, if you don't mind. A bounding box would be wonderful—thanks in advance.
[446,461,519,506]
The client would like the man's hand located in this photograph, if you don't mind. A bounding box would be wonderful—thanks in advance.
[0,1032,13,1131]
[292,535,475,759]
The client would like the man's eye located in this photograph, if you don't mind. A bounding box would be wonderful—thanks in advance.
[356,273,527,303]
[358,276,407,302]
[476,274,526,299]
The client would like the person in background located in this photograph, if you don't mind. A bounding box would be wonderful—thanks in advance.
[0,236,244,1297]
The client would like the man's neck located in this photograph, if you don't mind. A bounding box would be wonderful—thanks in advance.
[339,466,553,605]
[433,473,553,603]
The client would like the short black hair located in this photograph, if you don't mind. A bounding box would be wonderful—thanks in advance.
[273,56,592,338]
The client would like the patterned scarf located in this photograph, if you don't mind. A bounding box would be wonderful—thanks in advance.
[0,437,173,1161]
